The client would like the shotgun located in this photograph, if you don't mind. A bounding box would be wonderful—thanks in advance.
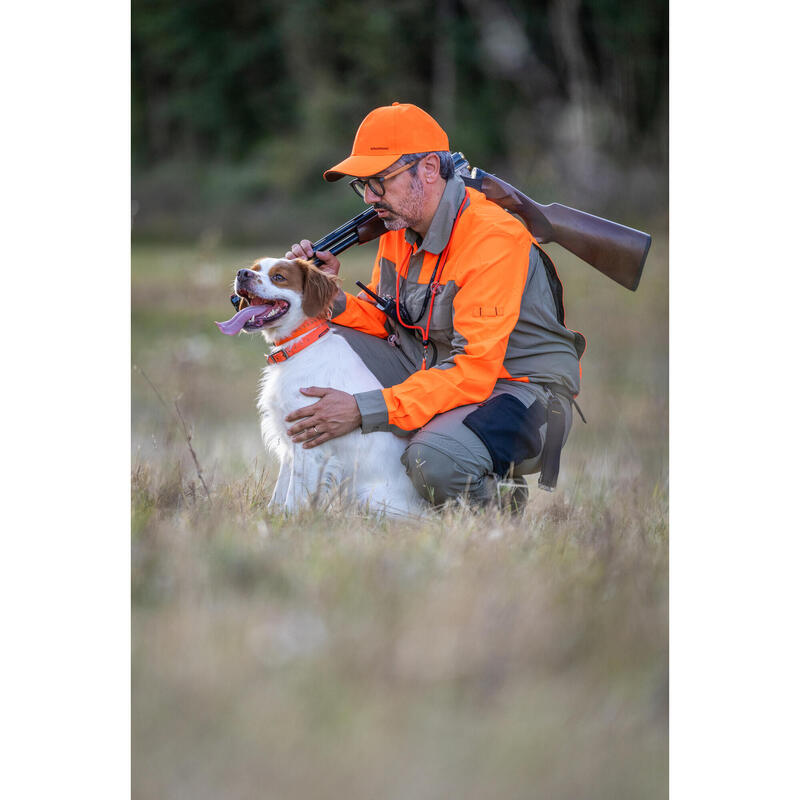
[308,151,651,291]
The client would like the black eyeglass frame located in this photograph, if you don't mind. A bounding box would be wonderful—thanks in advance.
[349,158,422,199]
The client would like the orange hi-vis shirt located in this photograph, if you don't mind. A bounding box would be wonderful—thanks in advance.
[330,177,583,433]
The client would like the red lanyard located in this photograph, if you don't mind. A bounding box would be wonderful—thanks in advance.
[394,194,467,369]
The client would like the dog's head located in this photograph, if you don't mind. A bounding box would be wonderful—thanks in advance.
[232,257,341,341]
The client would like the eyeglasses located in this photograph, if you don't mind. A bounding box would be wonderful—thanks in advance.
[349,158,422,199]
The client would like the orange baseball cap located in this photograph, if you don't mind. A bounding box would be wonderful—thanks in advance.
[323,102,449,182]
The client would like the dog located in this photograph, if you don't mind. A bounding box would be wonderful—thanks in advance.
[216,257,425,518]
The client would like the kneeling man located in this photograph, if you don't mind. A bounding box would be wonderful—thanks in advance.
[285,102,584,511]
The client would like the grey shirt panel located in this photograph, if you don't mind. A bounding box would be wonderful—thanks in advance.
[501,247,581,394]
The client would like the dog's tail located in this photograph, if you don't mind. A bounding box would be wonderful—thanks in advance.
[310,455,346,509]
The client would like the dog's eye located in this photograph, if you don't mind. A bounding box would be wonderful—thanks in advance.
[272,274,286,282]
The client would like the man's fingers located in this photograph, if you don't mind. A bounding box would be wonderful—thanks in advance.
[285,402,320,425]
[291,424,324,444]
[291,240,314,259]
[302,433,329,449]
[285,389,358,443]
[285,240,316,260]
[286,417,318,436]
[313,249,341,276]
[302,424,330,448]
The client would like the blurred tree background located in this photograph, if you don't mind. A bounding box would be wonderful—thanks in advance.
[132,0,667,244]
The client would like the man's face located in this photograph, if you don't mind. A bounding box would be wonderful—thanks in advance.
[363,162,425,232]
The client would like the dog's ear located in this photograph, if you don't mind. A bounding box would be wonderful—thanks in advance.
[296,259,341,319]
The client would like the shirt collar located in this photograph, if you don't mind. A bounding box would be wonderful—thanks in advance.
[404,176,466,255]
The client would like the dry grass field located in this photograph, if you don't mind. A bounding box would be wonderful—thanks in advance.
[132,224,668,799]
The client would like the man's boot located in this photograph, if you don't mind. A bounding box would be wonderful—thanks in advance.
[494,475,529,515]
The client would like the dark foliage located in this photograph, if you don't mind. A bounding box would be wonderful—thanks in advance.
[133,0,667,166]
[132,0,667,240]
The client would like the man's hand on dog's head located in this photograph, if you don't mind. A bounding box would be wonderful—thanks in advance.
[285,240,341,277]
[286,387,362,448]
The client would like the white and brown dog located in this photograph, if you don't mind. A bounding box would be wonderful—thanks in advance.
[217,257,424,518]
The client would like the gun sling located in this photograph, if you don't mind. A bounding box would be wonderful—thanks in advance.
[537,384,585,492]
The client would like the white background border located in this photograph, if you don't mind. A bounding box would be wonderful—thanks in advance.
[3,2,130,796]
[3,1,799,796]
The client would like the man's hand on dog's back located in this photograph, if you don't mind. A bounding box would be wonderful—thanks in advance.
[285,387,362,449]
[285,239,341,277]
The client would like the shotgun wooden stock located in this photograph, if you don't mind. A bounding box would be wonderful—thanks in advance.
[311,151,651,291]
[465,168,651,291]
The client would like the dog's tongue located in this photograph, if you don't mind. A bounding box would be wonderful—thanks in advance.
[215,304,269,336]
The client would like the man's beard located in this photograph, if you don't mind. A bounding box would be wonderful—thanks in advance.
[374,175,424,232]
[380,214,407,232]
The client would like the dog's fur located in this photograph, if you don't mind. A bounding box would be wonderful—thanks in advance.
[234,257,424,518]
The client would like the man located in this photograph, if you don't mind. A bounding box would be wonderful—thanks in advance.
[284,102,583,510]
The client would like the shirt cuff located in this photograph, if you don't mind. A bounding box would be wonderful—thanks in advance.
[354,389,389,433]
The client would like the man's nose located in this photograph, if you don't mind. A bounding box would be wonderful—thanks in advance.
[363,184,380,204]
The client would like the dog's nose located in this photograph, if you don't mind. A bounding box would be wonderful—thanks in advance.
[237,268,251,281]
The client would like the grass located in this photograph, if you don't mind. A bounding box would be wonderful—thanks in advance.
[132,224,668,799]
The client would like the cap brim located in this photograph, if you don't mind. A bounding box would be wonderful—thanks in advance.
[323,153,401,182]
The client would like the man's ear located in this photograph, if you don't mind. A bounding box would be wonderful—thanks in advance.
[419,153,441,184]
[297,259,341,318]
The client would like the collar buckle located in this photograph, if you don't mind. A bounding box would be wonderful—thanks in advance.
[265,321,330,366]
[266,348,289,365]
